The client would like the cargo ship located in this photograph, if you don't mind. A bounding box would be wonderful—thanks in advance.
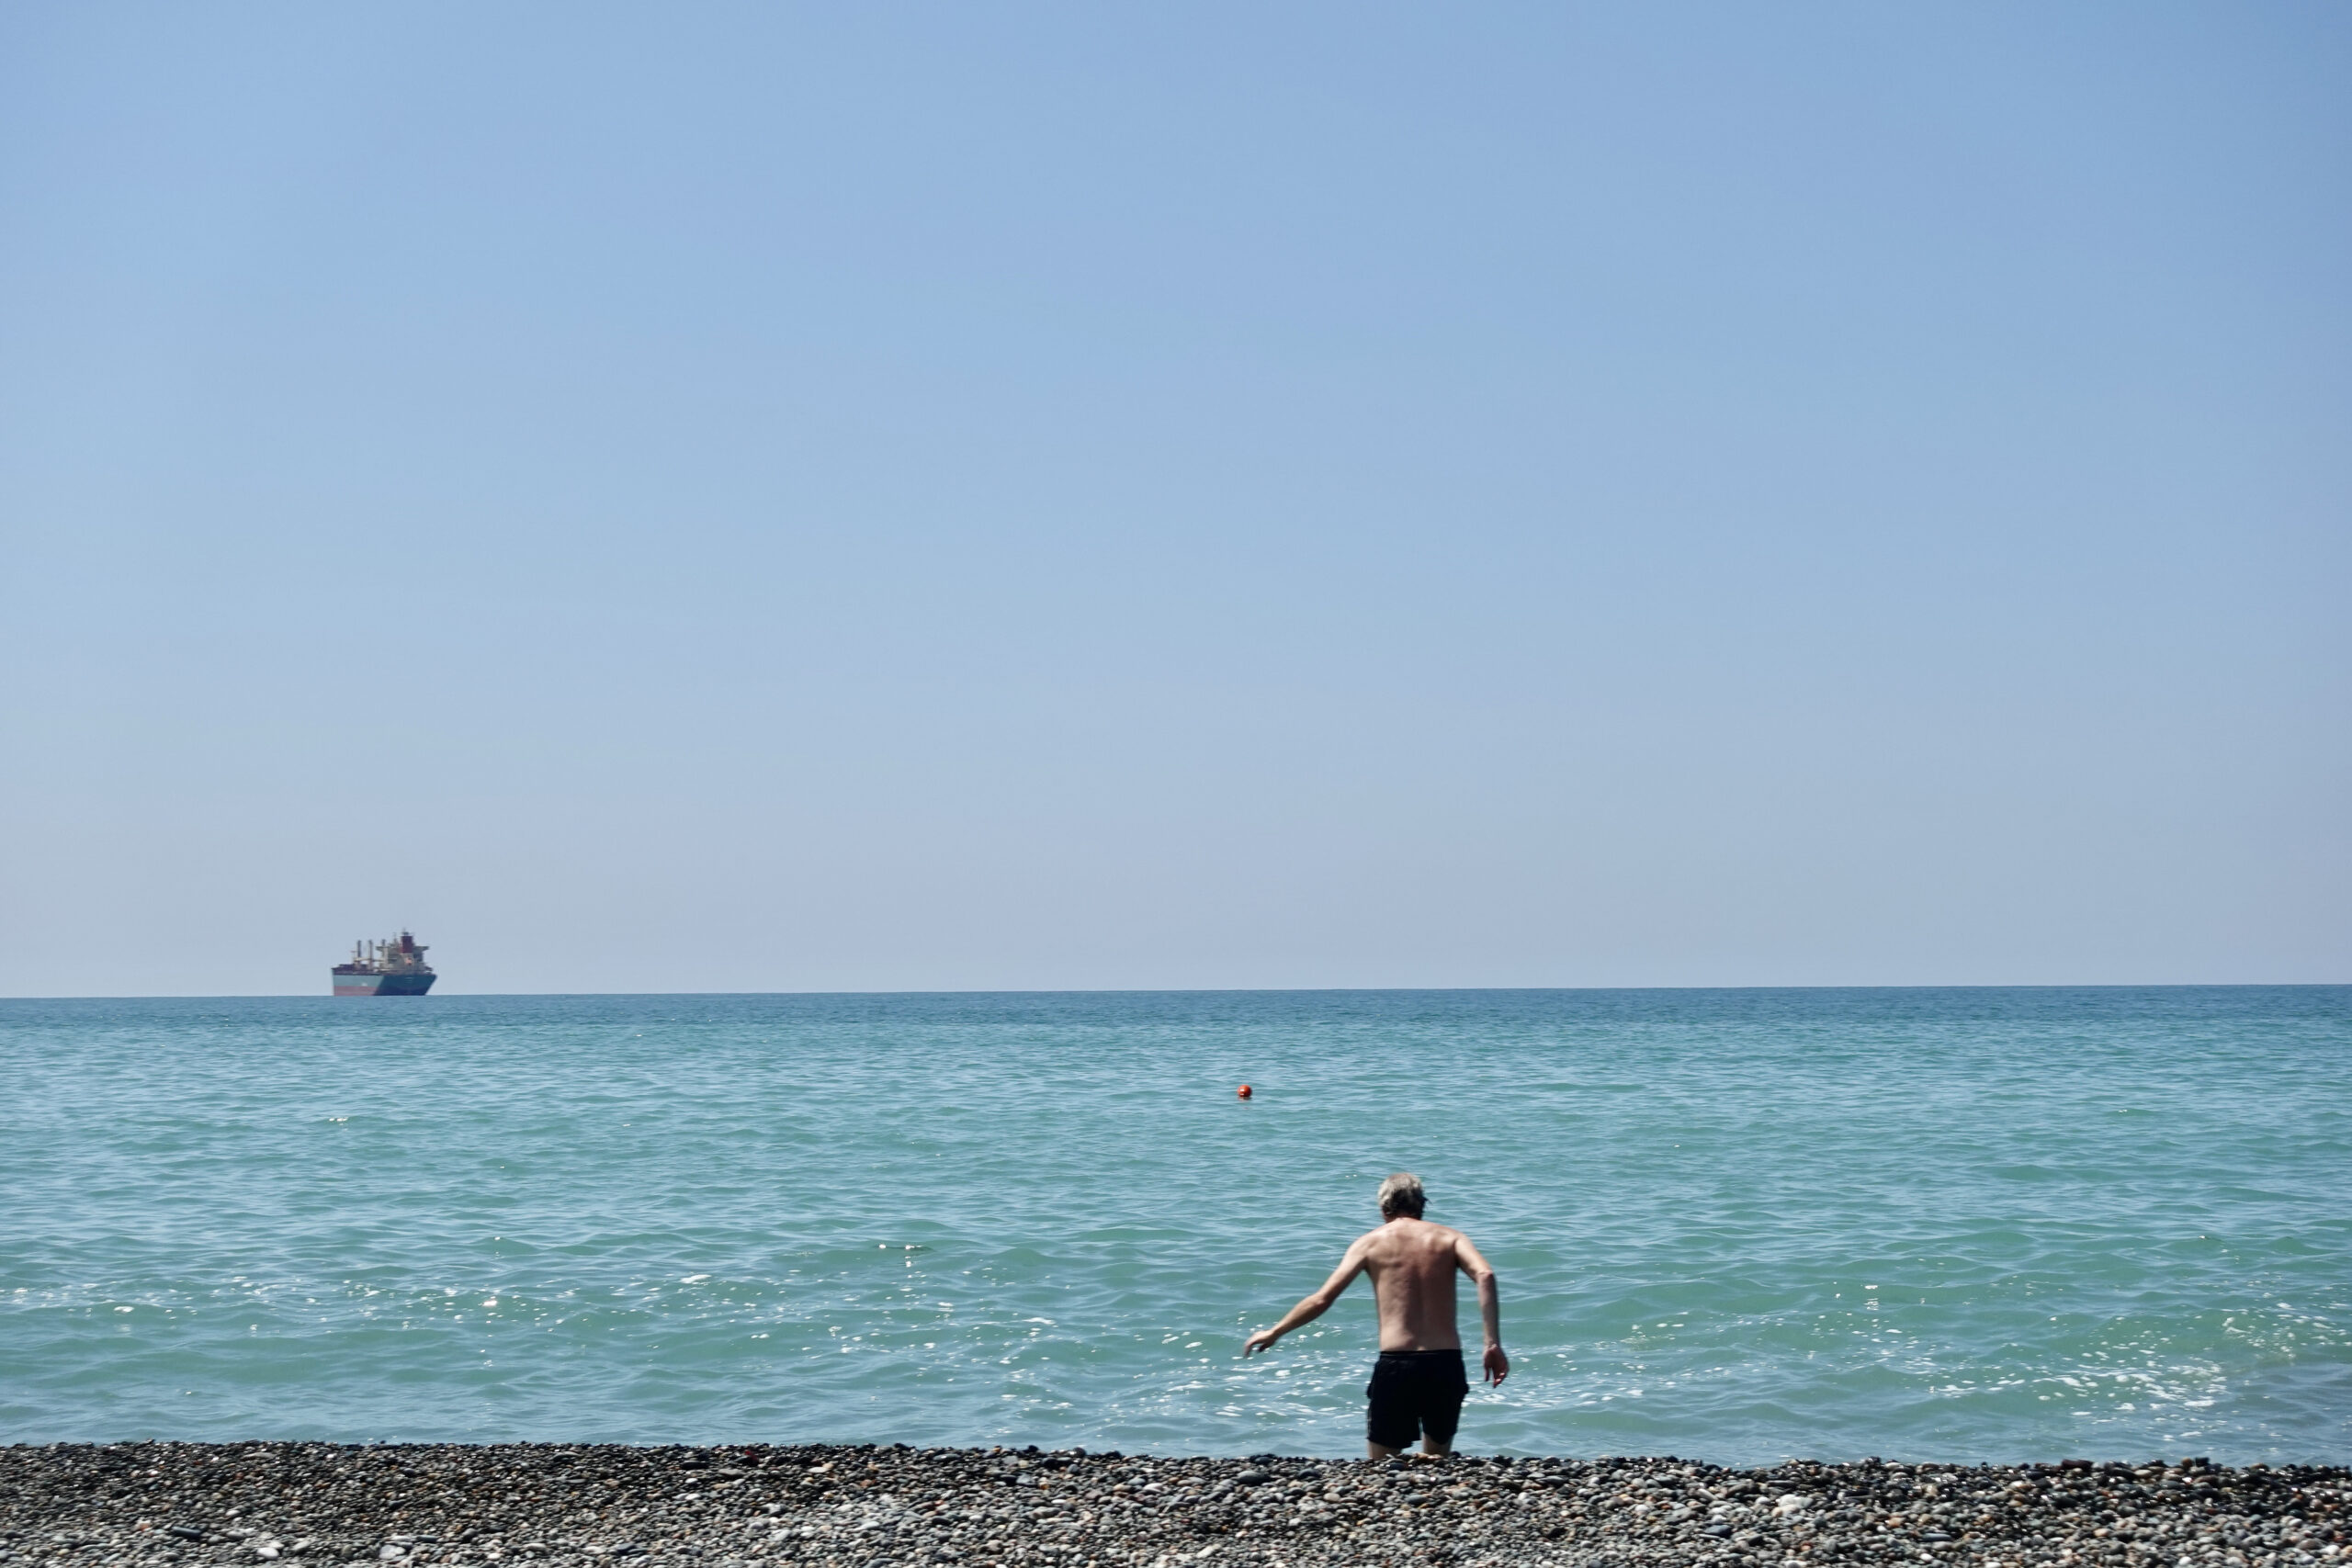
[332,931,436,996]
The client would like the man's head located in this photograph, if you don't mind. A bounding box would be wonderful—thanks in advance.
[1377,1171,1427,1220]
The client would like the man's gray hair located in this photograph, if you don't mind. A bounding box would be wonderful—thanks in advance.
[1377,1171,1427,1219]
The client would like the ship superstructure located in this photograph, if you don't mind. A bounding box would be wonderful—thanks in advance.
[332,931,436,996]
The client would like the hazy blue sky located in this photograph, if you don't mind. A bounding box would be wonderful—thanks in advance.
[4,4,2346,995]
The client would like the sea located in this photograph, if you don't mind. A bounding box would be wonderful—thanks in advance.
[3,987,2346,1467]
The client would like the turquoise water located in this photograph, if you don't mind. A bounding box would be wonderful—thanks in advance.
[3,988,2346,1465]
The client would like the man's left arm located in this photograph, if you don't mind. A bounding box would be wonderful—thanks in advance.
[1454,1233,1508,1385]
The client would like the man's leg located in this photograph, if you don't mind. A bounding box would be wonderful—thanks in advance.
[1416,1354,1467,1460]
[1365,1359,1419,1460]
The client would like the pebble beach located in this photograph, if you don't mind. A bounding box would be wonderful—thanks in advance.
[7,1443,2345,1568]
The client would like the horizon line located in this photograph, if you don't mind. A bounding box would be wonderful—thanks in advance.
[5,979,2347,1002]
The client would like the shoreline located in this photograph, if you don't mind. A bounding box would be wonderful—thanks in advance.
[6,1443,2344,1568]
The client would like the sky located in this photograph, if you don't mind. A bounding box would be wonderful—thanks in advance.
[2,3,2346,996]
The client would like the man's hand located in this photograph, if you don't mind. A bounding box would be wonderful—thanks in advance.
[1242,1327,1281,1357]
[1483,1345,1510,1385]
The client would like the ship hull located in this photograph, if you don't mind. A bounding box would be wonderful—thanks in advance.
[332,971,435,996]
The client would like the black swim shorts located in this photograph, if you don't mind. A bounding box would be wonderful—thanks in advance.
[1365,1348,1469,1451]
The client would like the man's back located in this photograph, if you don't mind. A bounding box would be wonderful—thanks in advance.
[1358,1216,1476,1351]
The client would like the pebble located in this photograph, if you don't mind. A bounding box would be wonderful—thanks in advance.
[3,1441,2343,1568]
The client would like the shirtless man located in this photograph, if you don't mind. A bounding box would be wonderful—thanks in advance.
[1242,1172,1507,1458]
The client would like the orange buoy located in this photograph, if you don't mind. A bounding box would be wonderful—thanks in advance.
[1237,1083,1253,1100]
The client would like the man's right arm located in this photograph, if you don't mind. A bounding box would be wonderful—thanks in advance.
[1242,1238,1369,1357]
